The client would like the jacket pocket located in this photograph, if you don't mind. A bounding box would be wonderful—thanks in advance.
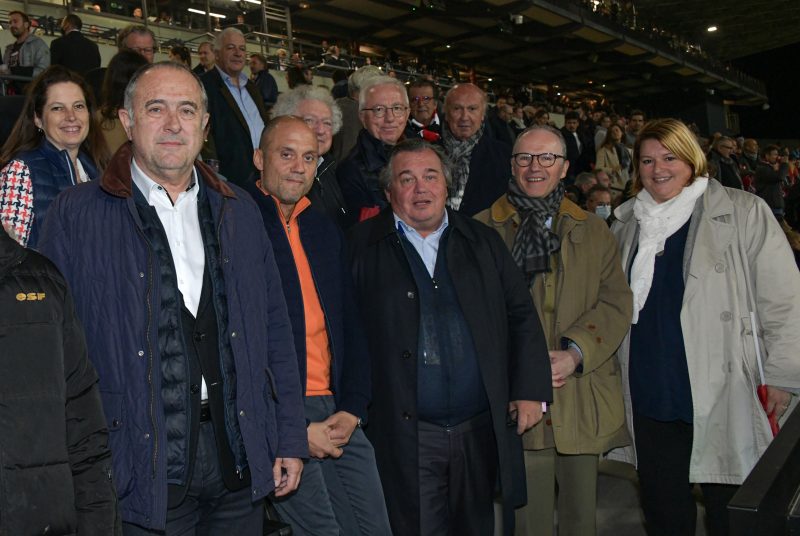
[100,391,135,500]
[264,367,279,402]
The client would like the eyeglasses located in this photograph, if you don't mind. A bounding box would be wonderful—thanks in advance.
[131,47,155,55]
[302,116,334,131]
[411,96,433,104]
[362,105,409,118]
[512,152,565,168]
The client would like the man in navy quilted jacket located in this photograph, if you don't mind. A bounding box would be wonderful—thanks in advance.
[39,61,307,535]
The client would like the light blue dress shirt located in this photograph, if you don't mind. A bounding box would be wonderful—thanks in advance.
[394,211,449,277]
[216,66,264,150]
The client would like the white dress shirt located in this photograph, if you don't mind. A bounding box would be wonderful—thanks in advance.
[394,210,449,277]
[131,158,209,400]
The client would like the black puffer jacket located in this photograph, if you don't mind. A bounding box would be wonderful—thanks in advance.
[0,231,119,535]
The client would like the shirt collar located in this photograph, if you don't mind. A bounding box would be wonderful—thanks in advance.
[216,65,248,89]
[393,209,449,239]
[131,157,198,205]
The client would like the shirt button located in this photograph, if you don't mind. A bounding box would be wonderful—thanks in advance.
[239,410,246,417]
[144,433,150,439]
[190,384,200,394]
[137,350,144,357]
[231,331,237,338]
[402,350,411,359]
[402,412,412,420]
[407,291,415,299]
[715,263,725,273]
[139,272,145,278]
[720,311,733,321]
[194,332,206,342]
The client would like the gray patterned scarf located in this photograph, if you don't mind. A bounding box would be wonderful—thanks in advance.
[507,179,564,282]
[442,122,484,210]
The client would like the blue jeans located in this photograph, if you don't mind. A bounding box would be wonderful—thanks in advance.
[122,421,262,536]
[273,395,392,536]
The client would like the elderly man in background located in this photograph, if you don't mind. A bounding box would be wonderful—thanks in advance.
[272,85,348,227]
[40,62,306,535]
[476,125,632,536]
[441,83,511,216]
[348,138,552,536]
[202,27,268,186]
[337,75,409,223]
[330,65,383,163]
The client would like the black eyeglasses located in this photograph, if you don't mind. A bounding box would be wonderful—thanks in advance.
[361,105,409,118]
[512,152,565,168]
[411,96,433,103]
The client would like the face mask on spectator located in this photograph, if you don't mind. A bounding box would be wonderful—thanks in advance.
[595,204,611,220]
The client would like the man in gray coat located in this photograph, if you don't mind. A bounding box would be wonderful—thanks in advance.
[2,10,50,76]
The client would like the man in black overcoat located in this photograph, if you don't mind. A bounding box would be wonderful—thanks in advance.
[348,139,552,536]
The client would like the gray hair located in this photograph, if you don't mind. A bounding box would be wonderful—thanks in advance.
[271,85,343,135]
[347,65,383,98]
[378,138,453,190]
[214,27,244,52]
[124,62,208,125]
[117,24,155,51]
[514,125,567,158]
[358,76,409,111]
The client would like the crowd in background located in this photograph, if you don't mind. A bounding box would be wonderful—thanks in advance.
[2,11,800,536]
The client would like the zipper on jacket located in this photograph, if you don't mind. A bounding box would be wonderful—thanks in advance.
[135,224,159,478]
[299,227,338,396]
[63,152,76,185]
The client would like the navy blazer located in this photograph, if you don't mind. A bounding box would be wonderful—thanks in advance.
[246,183,371,420]
[201,68,268,187]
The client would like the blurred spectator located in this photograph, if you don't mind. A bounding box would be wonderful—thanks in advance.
[2,10,50,79]
[193,41,215,75]
[169,45,192,68]
[596,124,631,194]
[98,50,148,154]
[249,53,278,108]
[708,136,743,189]
[50,14,100,76]
[755,144,789,219]
[624,109,645,147]
[286,65,313,89]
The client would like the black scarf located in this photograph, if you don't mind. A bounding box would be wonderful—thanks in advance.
[507,179,564,282]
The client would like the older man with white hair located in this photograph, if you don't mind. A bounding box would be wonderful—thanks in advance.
[271,85,348,227]
[336,75,409,224]
[201,27,269,186]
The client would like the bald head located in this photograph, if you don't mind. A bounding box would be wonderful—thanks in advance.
[254,116,319,219]
[444,83,487,140]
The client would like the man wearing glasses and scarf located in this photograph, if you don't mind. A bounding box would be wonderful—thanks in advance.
[476,125,633,536]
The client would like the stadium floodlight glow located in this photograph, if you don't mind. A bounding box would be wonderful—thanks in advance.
[188,7,227,18]
[707,26,717,32]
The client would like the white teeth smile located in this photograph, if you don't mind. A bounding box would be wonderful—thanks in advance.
[653,177,671,183]
[525,177,545,182]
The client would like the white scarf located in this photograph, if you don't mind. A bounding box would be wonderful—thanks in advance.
[629,177,709,323]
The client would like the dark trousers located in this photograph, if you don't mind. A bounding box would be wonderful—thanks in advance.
[122,421,262,536]
[633,413,739,536]
[417,412,497,536]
